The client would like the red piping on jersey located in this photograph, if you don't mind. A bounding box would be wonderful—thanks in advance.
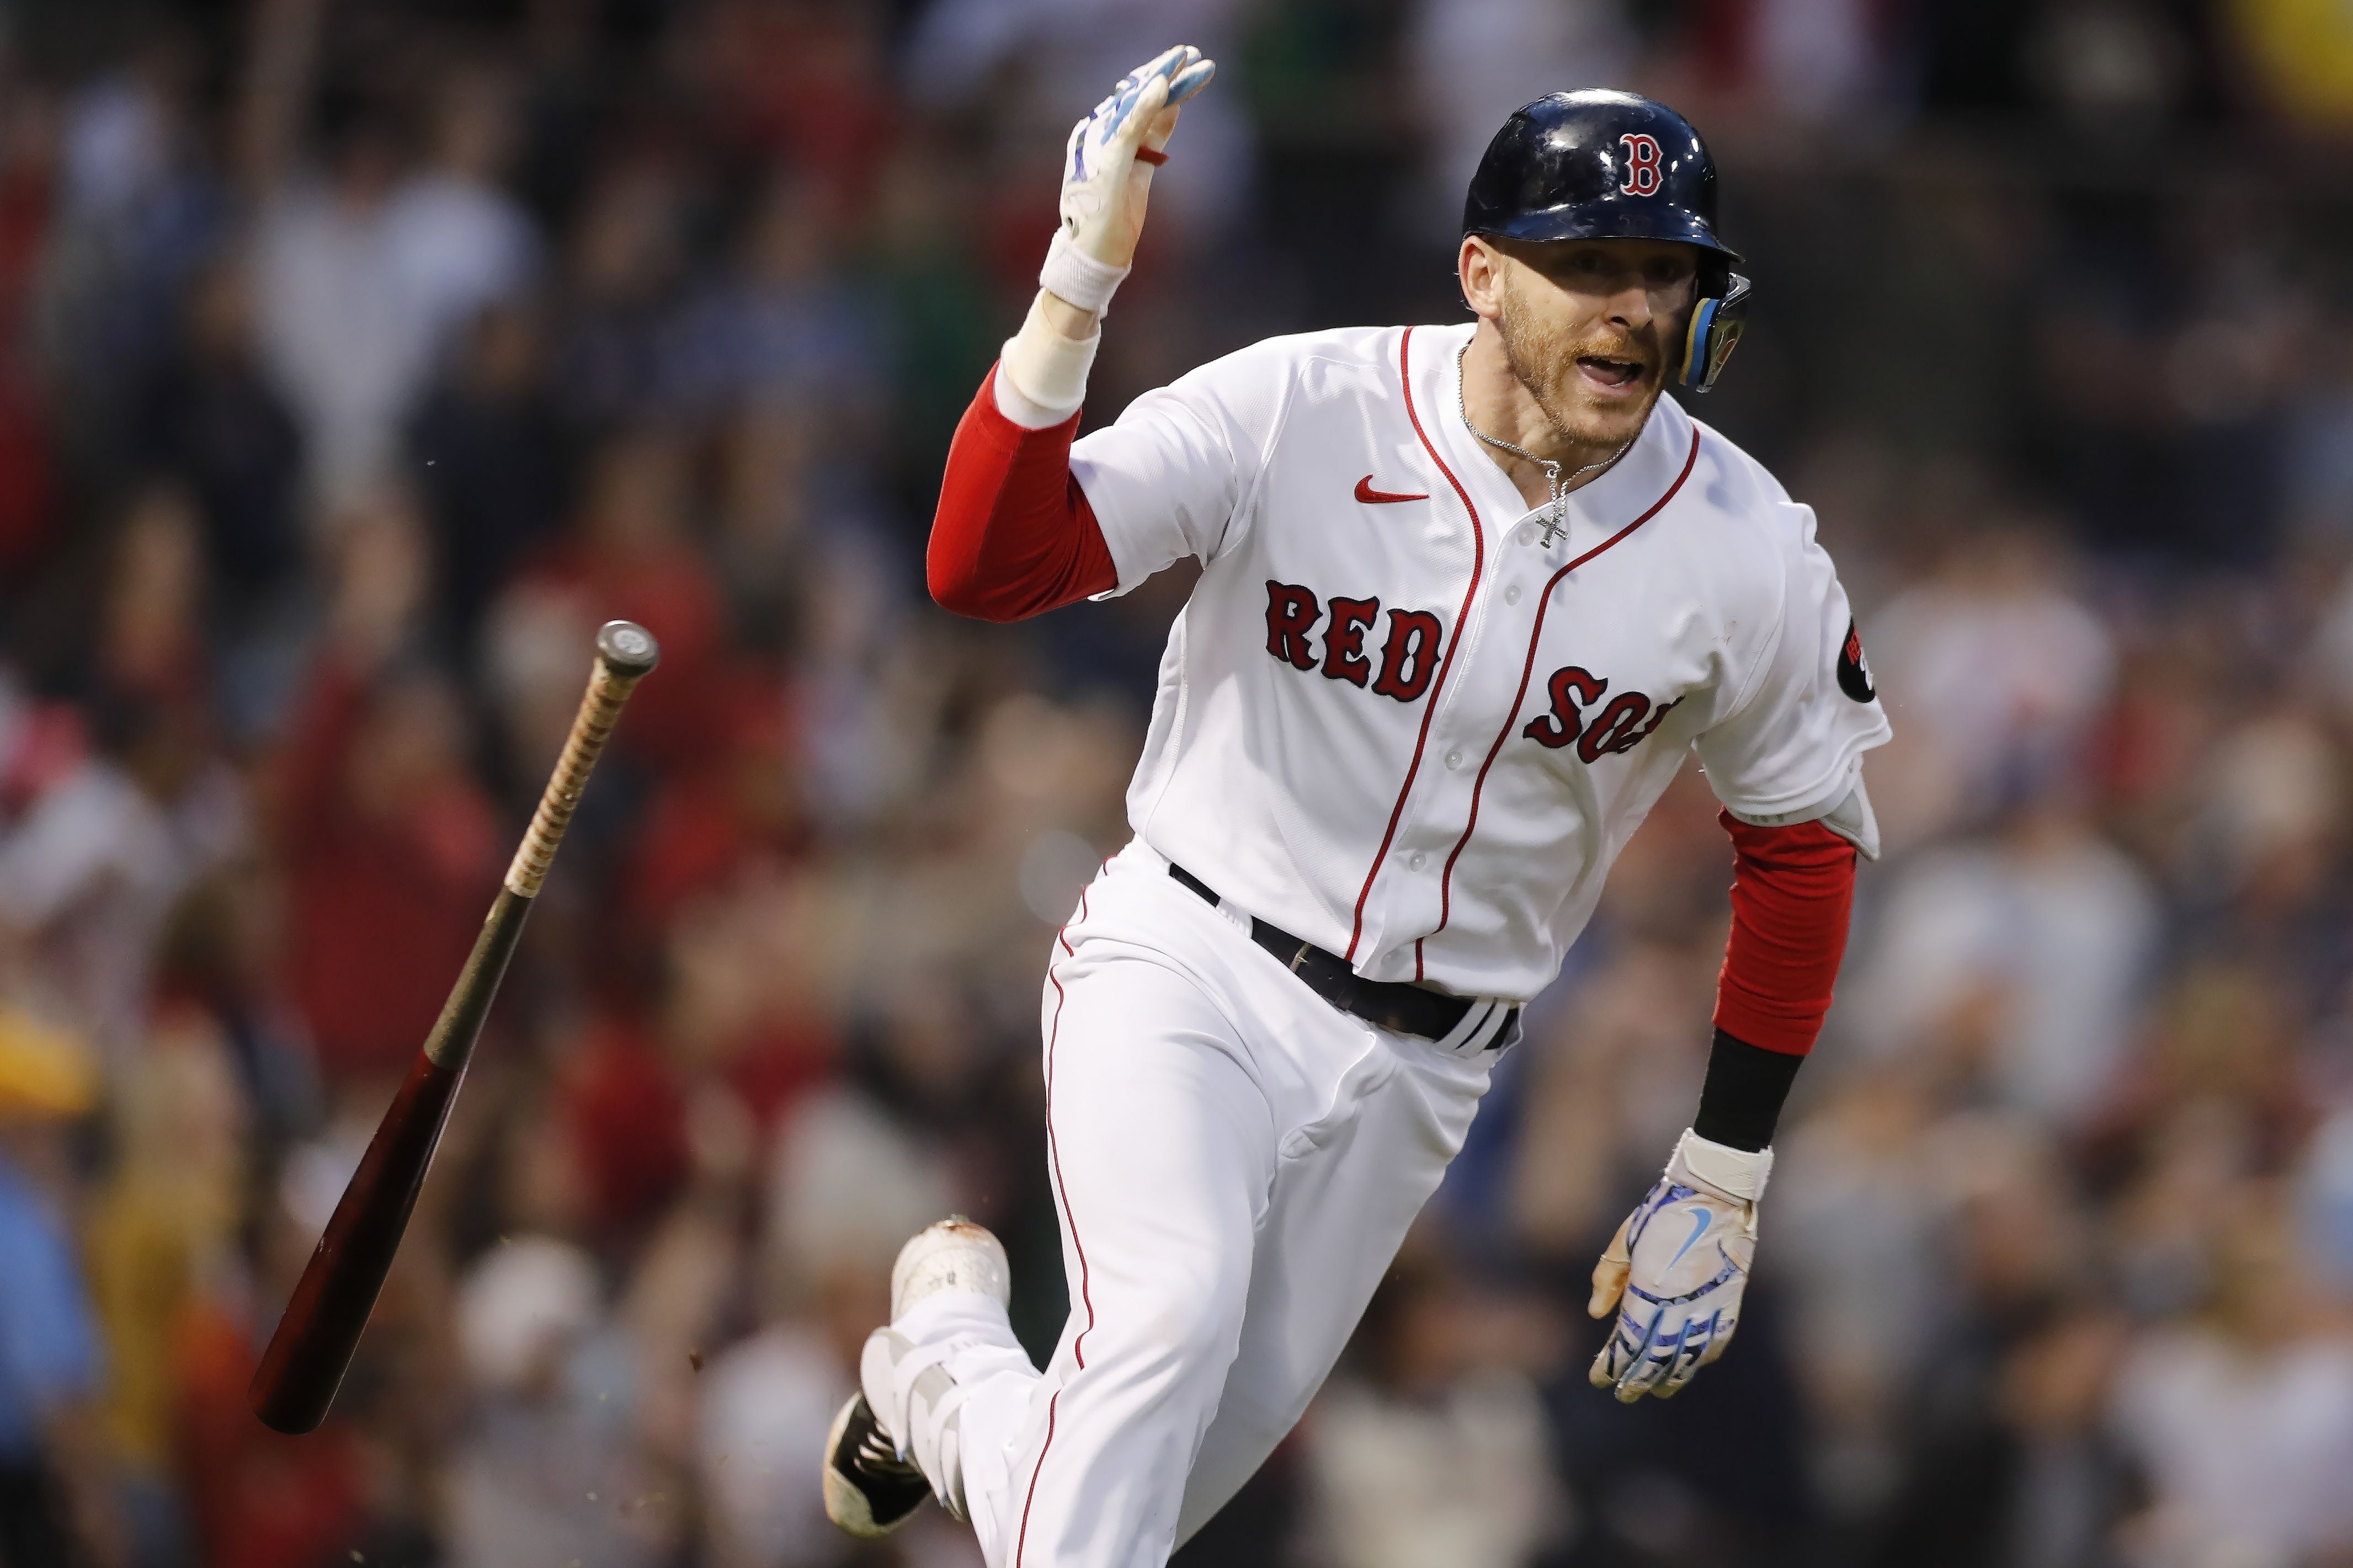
[1044,885,1097,1368]
[1015,1390,1058,1565]
[1430,425,1702,938]
[1019,881,1098,1566]
[1348,327,1487,963]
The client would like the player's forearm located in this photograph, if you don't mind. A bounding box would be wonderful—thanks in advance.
[1712,812,1855,1050]
[930,266,1128,618]
[1692,1029,1806,1151]
[994,290,1103,429]
[1039,289,1100,344]
[1696,811,1859,1150]
[927,369,1116,621]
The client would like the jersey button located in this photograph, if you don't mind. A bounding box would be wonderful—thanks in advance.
[1515,522,1540,546]
[1504,585,1522,605]
[1407,851,1428,871]
[1444,750,1462,769]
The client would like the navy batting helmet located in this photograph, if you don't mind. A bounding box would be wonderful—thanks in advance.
[1463,90,1752,394]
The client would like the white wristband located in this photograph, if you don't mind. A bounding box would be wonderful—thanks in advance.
[1669,1128,1773,1204]
[995,292,1098,429]
[1039,229,1130,316]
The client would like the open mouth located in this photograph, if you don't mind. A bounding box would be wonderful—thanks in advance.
[1577,355,1646,391]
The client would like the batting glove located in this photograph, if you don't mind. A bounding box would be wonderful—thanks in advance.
[1040,44,1215,314]
[1588,1129,1772,1402]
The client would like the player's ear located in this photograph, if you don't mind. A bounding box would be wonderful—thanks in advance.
[1460,236,1506,323]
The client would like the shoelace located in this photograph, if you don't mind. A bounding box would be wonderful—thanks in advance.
[855,1418,922,1478]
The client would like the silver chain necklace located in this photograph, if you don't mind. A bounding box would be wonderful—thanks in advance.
[1456,342,1626,546]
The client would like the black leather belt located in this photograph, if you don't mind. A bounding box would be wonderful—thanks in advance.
[1168,862,1514,1048]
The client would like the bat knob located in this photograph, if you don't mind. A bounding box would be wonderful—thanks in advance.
[597,621,661,678]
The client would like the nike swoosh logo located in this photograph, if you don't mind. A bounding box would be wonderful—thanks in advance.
[1355,475,1428,504]
[1665,1206,1713,1271]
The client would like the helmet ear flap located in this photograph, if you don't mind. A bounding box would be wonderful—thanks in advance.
[1676,271,1752,393]
[1696,252,1733,301]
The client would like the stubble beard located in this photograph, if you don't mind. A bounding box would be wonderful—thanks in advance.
[1495,277,1659,461]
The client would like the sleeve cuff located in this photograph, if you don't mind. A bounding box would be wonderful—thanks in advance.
[1727,773,1881,861]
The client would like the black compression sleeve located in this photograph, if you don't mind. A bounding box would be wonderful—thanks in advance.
[1691,1029,1805,1153]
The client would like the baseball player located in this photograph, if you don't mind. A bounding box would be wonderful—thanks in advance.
[824,47,1889,1566]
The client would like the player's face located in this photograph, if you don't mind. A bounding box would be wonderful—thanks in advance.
[1493,239,1699,449]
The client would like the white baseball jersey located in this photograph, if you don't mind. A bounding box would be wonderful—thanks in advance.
[1068,319,1892,1002]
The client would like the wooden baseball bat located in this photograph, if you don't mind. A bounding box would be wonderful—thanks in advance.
[247,620,659,1434]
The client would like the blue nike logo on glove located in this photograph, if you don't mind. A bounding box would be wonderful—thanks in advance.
[1666,1206,1713,1270]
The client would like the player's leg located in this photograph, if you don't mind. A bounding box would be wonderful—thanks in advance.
[851,870,1291,1566]
[972,934,1282,1565]
[1174,1028,1499,1544]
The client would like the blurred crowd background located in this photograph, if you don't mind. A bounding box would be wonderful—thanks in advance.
[0,0,2350,1565]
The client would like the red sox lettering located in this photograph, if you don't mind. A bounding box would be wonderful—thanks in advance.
[1263,581,1443,702]
[1267,582,1681,761]
[1523,664,1684,761]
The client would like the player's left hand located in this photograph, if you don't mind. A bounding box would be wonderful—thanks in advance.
[1587,1129,1772,1402]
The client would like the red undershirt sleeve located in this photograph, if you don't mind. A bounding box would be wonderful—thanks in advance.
[1712,810,1859,1056]
[927,365,1118,623]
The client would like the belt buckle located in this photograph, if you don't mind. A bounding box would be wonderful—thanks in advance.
[1288,942,1313,975]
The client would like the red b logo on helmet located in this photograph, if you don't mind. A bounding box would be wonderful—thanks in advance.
[1620,133,1662,196]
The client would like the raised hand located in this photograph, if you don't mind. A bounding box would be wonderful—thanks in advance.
[1048,46,1215,298]
[1010,46,1216,416]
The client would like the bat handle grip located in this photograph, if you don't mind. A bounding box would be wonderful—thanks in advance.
[502,621,660,902]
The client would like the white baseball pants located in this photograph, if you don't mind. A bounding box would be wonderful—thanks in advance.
[886,839,1503,1567]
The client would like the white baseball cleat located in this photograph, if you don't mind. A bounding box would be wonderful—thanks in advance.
[822,1218,1014,1538]
[890,1215,1013,1318]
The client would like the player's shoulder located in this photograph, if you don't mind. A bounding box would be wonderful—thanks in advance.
[1678,405,1823,558]
[1659,406,1848,635]
[1174,324,1404,387]
[1145,326,1414,437]
[1678,406,1795,518]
